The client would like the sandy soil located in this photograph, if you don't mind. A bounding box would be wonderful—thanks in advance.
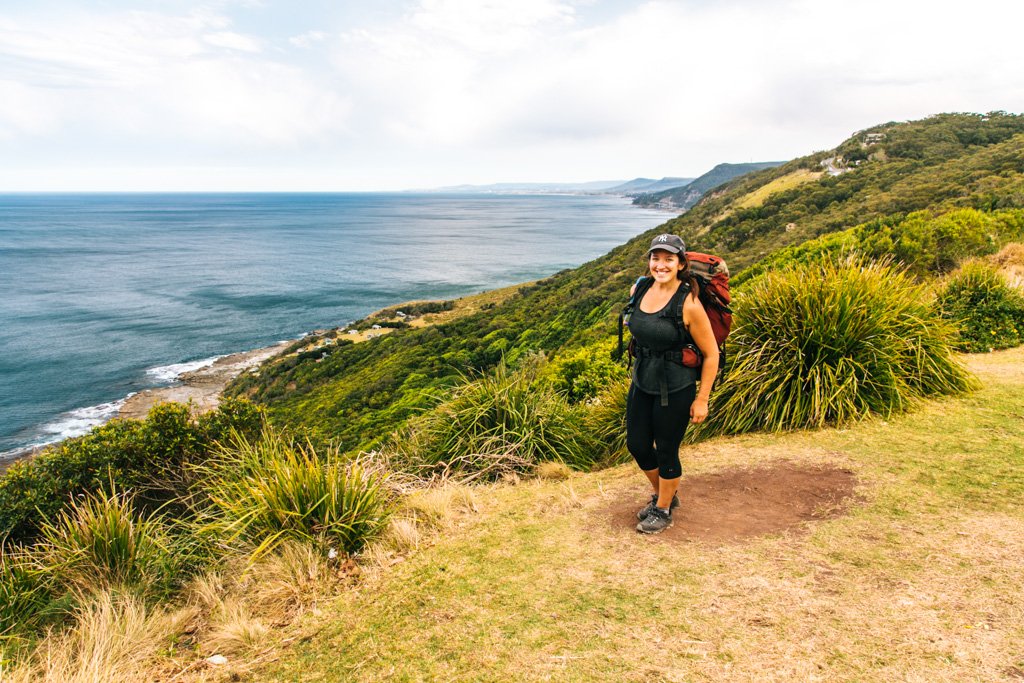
[117,341,292,420]
[601,462,858,544]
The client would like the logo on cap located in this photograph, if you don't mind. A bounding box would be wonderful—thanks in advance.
[658,235,668,242]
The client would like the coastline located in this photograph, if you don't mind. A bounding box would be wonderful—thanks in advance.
[0,342,291,475]
[1,281,531,475]
[116,341,292,421]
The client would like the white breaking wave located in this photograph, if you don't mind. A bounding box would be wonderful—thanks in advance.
[0,396,135,461]
[146,356,223,383]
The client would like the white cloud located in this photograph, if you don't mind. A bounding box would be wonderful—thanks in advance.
[289,30,327,48]
[203,31,263,52]
[1,0,1024,189]
[0,9,349,148]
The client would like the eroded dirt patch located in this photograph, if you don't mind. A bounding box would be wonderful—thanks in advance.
[603,462,858,543]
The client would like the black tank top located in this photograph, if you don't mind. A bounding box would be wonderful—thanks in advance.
[630,286,699,396]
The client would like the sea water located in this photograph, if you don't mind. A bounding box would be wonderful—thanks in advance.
[0,192,668,457]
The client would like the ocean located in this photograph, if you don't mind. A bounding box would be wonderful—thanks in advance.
[0,192,668,458]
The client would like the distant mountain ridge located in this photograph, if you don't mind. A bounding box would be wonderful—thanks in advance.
[633,162,786,211]
[416,176,694,195]
[417,180,625,193]
[602,177,694,194]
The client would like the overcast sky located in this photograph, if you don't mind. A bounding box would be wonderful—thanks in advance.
[1,0,1022,191]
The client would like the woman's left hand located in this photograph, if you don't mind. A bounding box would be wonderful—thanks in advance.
[690,398,709,424]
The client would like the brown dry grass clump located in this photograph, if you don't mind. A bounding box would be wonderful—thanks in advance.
[989,242,1024,289]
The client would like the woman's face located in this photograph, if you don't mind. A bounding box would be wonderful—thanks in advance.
[648,249,683,283]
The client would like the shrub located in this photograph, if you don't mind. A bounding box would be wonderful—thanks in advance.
[0,400,265,546]
[582,376,631,467]
[36,488,181,598]
[193,428,392,561]
[543,338,628,403]
[859,208,1001,275]
[935,260,1024,352]
[693,258,975,437]
[386,359,599,479]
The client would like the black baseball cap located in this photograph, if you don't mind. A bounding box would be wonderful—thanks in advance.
[648,233,685,254]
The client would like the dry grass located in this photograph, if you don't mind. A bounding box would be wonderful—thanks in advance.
[1,539,348,683]
[252,346,1024,682]
[402,484,480,529]
[733,169,823,210]
[989,242,1024,289]
[534,461,573,480]
[2,591,198,683]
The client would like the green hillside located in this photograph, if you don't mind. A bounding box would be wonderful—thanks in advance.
[632,161,785,210]
[225,112,1024,452]
[672,112,1024,271]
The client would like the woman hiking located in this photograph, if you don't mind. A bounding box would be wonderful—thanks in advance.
[627,233,719,534]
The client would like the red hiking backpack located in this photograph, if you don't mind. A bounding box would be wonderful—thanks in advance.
[615,251,733,376]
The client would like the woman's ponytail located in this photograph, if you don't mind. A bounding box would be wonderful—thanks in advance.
[678,254,700,300]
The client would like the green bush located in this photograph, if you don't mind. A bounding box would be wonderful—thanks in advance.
[193,428,392,560]
[543,338,628,403]
[582,376,631,468]
[935,261,1024,352]
[694,258,975,437]
[858,208,1004,275]
[0,399,265,546]
[734,208,1024,288]
[386,358,599,479]
[36,488,181,598]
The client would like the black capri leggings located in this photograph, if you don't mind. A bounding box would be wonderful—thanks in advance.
[626,382,696,479]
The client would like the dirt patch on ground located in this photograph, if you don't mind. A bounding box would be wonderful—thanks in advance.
[602,461,858,544]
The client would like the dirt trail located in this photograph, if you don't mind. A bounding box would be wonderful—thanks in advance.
[602,462,858,543]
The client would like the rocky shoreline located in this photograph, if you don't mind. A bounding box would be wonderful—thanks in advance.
[0,341,291,475]
[116,341,291,421]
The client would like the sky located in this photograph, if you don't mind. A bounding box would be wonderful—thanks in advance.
[1,0,1023,191]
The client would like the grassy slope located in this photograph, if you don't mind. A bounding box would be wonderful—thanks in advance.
[672,115,1024,271]
[227,113,1024,452]
[634,162,786,210]
[254,347,1024,682]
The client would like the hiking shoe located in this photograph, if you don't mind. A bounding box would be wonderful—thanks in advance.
[637,493,680,520]
[636,507,673,534]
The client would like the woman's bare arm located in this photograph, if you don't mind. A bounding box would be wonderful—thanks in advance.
[683,297,719,424]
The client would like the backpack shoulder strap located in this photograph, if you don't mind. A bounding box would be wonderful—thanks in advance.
[665,280,691,341]
[615,276,655,361]
[628,276,654,310]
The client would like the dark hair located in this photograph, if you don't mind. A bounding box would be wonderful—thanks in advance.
[648,250,699,299]
[679,253,700,301]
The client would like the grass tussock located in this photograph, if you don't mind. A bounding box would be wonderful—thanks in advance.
[534,461,572,480]
[582,376,630,466]
[937,258,1024,352]
[1,590,197,683]
[36,488,180,599]
[988,241,1024,269]
[193,428,393,562]
[0,546,57,648]
[384,359,598,481]
[695,257,976,437]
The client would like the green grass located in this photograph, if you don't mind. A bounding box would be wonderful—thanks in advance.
[253,347,1024,682]
[192,428,393,561]
[695,257,974,438]
[384,358,600,479]
[36,488,181,599]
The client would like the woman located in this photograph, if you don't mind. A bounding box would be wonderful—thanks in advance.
[627,233,719,534]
